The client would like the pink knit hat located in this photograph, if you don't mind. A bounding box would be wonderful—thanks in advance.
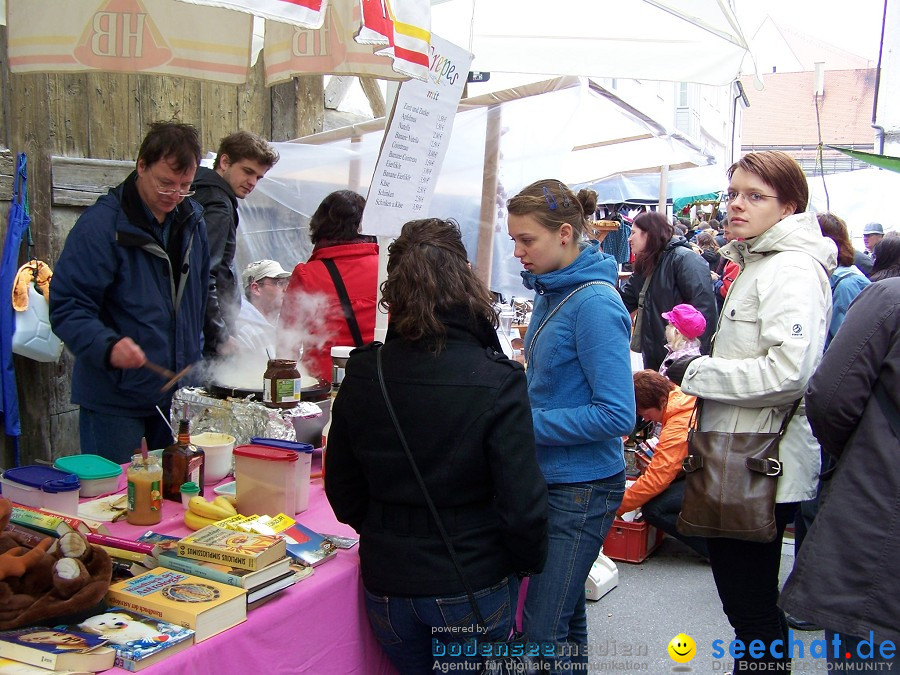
[661,304,706,340]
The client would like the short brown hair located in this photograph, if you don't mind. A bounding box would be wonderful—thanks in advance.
[137,121,201,173]
[309,190,366,245]
[817,212,855,267]
[507,179,597,240]
[728,151,808,214]
[633,369,675,411]
[214,131,279,170]
[381,218,497,353]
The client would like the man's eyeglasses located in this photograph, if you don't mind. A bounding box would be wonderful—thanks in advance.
[256,278,289,289]
[723,190,779,205]
[148,169,195,198]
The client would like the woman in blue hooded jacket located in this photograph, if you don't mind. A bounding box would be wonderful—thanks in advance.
[507,180,636,673]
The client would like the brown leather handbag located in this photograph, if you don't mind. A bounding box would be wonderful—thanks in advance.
[676,398,801,543]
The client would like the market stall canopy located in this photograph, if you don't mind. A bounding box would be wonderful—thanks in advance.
[827,146,900,174]
[574,163,726,205]
[808,168,900,239]
[4,0,432,84]
[431,0,754,86]
[235,76,712,298]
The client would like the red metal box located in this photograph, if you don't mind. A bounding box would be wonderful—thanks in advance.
[602,518,665,563]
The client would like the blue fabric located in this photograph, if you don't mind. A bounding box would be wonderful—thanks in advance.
[0,154,30,452]
[363,575,518,675]
[827,266,870,348]
[79,407,174,464]
[523,473,625,672]
[600,220,631,264]
[49,178,209,417]
[520,242,635,483]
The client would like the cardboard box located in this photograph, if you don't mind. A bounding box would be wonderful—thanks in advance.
[603,519,665,563]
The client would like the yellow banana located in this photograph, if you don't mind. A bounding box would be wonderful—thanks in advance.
[213,496,238,515]
[184,509,219,531]
[216,493,238,509]
[188,496,235,521]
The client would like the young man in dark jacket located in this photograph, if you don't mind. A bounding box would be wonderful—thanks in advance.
[50,122,211,463]
[192,131,279,357]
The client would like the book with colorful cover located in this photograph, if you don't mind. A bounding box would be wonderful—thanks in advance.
[177,525,285,571]
[0,628,115,672]
[73,607,194,672]
[1,523,52,549]
[266,515,338,567]
[105,567,246,643]
[7,508,75,537]
[86,533,155,555]
[37,507,110,534]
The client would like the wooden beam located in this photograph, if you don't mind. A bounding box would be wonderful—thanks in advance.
[0,150,13,201]
[359,77,386,119]
[324,76,353,110]
[50,156,133,206]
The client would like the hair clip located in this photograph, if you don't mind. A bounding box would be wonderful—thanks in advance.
[542,187,558,210]
[558,182,571,208]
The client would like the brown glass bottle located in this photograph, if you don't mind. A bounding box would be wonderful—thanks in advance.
[162,419,205,502]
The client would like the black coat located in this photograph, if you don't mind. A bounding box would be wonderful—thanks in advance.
[324,314,549,597]
[620,237,718,371]
[780,279,900,642]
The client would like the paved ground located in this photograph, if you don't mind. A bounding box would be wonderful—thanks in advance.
[583,534,826,673]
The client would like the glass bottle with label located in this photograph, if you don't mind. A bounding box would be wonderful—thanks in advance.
[162,419,205,502]
[126,454,162,525]
[263,358,302,408]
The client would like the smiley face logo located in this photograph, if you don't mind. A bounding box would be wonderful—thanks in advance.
[667,633,696,663]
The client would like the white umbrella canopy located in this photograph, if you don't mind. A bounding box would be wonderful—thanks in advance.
[431,0,753,86]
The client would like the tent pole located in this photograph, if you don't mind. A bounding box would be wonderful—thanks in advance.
[475,105,502,290]
[658,164,669,216]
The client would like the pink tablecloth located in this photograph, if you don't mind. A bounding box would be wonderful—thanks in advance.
[101,465,396,675]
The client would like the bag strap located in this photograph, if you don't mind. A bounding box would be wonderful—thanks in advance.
[689,397,801,440]
[526,280,615,362]
[375,345,492,632]
[321,258,364,348]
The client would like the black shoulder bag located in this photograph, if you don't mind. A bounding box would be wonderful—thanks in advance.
[375,346,533,674]
[677,397,801,543]
[322,258,363,348]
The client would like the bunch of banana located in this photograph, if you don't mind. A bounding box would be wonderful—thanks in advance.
[183,495,238,530]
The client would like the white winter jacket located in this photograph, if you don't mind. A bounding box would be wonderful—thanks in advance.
[680,212,837,502]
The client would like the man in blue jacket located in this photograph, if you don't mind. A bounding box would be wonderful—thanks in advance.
[50,122,211,463]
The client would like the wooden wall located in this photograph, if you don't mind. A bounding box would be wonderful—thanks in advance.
[0,25,326,467]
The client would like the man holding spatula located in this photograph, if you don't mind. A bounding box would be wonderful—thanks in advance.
[50,122,211,463]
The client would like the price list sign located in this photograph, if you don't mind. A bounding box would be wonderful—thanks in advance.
[362,34,472,237]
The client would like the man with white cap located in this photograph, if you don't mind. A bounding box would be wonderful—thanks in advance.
[235,260,291,356]
[863,222,884,255]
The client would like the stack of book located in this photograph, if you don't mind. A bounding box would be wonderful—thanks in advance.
[105,568,246,643]
[5,505,108,541]
[138,531,296,610]
[84,534,159,578]
[0,627,116,673]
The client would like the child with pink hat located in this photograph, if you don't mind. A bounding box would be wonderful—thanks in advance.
[659,304,707,379]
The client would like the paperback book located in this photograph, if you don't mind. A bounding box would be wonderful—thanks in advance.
[0,657,92,674]
[74,607,195,672]
[0,628,115,672]
[177,525,285,571]
[105,567,246,643]
[245,571,296,610]
[267,516,337,567]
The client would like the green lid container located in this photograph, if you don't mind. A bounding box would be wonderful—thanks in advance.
[54,454,122,480]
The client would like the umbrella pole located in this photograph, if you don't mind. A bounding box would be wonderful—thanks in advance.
[658,165,669,216]
[475,105,502,290]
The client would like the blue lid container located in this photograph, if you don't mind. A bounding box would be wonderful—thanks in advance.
[3,465,80,493]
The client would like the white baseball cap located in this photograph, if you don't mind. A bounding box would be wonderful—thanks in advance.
[242,259,291,288]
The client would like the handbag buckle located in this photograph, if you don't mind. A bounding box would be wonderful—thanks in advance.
[765,458,783,476]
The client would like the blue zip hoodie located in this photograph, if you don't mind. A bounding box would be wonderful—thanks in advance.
[521,242,635,483]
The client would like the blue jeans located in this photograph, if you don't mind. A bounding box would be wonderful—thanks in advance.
[364,575,518,675]
[524,472,625,673]
[80,407,174,464]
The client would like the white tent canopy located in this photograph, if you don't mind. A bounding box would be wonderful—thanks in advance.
[431,0,754,86]
[236,76,711,299]
[575,163,728,204]
[807,168,900,240]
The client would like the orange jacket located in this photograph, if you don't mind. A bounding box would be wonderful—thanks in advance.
[618,388,696,514]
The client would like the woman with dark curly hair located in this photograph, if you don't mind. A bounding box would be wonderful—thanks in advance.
[620,211,718,371]
[325,218,548,675]
[278,190,378,380]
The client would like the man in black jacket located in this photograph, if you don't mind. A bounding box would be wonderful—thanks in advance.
[192,131,279,356]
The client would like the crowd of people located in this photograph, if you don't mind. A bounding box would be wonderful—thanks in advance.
[47,122,897,674]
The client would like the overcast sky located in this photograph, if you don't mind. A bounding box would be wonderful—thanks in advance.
[737,0,886,61]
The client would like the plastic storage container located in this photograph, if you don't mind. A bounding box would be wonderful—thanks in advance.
[0,465,80,513]
[53,454,122,497]
[249,438,313,514]
[602,518,666,563]
[233,444,298,516]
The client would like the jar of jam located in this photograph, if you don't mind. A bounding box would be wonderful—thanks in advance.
[263,358,302,408]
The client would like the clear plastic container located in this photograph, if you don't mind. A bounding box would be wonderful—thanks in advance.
[0,465,80,513]
[233,444,298,516]
[54,454,122,497]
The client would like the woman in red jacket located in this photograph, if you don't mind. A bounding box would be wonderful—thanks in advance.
[279,191,378,381]
[617,370,708,558]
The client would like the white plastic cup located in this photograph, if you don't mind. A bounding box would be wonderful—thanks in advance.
[191,432,236,484]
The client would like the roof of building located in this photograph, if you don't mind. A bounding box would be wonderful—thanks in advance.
[740,68,876,147]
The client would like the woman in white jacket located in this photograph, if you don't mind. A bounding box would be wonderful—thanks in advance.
[667,151,836,672]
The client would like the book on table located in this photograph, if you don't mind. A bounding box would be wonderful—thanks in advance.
[245,571,297,610]
[275,521,338,568]
[177,525,285,571]
[73,606,195,672]
[137,531,291,590]
[105,567,246,643]
[0,627,116,672]
[0,656,93,674]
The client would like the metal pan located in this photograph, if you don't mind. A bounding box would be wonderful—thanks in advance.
[207,377,331,402]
